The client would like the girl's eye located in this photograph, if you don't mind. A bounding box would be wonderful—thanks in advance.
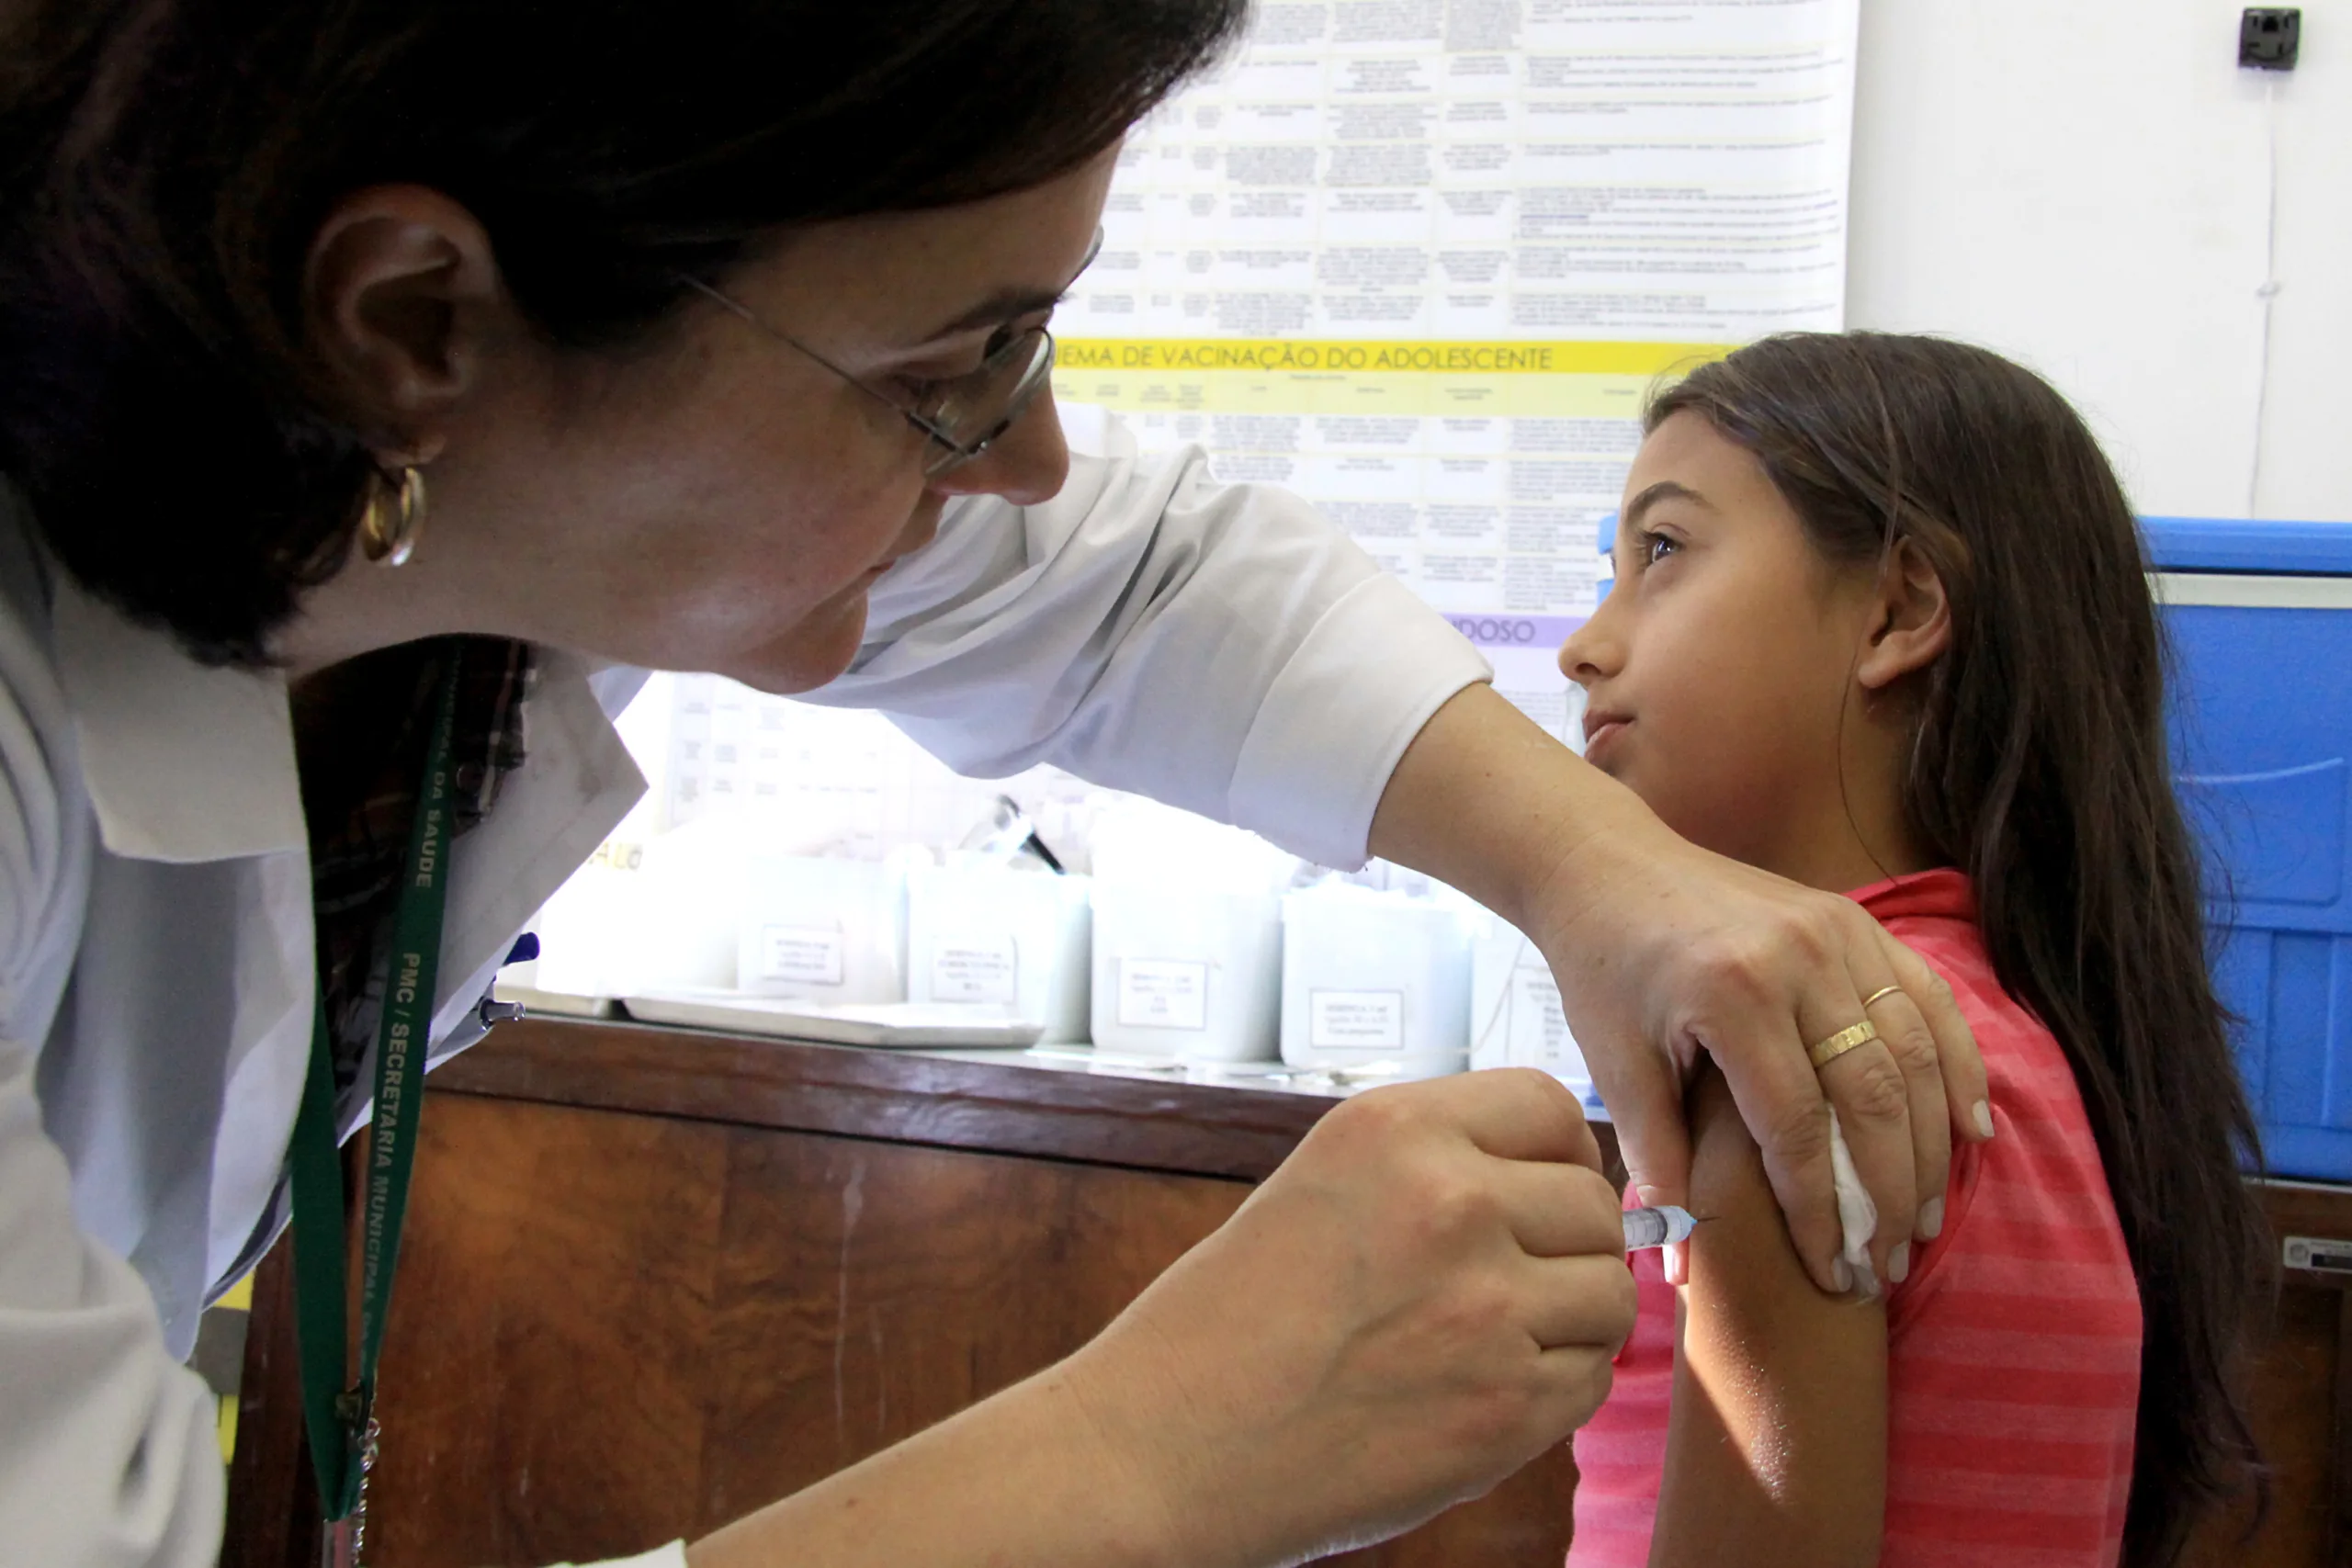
[1638,530,1681,569]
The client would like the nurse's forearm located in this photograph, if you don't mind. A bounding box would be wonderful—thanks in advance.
[1366,682,1641,937]
[684,1359,1188,1568]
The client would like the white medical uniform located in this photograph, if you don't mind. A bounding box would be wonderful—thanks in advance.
[0,413,1490,1567]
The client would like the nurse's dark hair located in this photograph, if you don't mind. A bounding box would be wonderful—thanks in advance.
[1650,333,2270,1565]
[0,0,1243,664]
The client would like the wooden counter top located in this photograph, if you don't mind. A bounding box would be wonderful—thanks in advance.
[429,1015,1349,1180]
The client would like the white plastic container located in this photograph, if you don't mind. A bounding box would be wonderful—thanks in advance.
[736,854,909,1006]
[1084,800,1299,1062]
[515,823,750,1001]
[509,840,654,1005]
[1468,912,1598,1105]
[1280,887,1473,1079]
[1090,885,1284,1061]
[906,862,1094,1043]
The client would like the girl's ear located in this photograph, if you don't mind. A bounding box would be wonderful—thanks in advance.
[1855,537,1951,692]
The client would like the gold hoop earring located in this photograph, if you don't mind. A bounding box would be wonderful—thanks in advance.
[357,465,427,567]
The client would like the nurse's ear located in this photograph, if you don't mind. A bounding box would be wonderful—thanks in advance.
[301,185,508,467]
[1854,536,1951,694]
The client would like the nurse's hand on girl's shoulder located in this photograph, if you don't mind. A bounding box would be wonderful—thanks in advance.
[1532,803,1990,1300]
[1372,684,1986,1309]
[1061,1067,1636,1568]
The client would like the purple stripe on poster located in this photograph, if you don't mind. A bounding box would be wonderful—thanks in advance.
[1443,613,1588,649]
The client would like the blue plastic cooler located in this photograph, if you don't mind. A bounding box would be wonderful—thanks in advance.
[2144,517,2352,1180]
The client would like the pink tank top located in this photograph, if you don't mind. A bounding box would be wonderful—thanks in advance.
[1569,870,2140,1567]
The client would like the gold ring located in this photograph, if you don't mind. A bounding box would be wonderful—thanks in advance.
[1808,1019,1879,1069]
[1860,985,1902,1010]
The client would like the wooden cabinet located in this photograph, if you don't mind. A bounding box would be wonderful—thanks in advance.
[2182,1182,2352,1566]
[224,1019,1574,1567]
[225,1019,2352,1567]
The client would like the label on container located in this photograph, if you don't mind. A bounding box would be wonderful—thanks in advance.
[1310,989,1404,1049]
[1116,958,1209,1031]
[1502,955,1594,1101]
[759,925,845,986]
[2286,1235,2352,1276]
[584,839,643,872]
[932,935,1018,1004]
[1521,970,1585,1078]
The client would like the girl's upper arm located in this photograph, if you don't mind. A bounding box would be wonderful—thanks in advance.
[1646,1067,1888,1568]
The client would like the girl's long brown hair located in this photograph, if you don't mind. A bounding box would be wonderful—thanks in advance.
[1651,333,2269,1564]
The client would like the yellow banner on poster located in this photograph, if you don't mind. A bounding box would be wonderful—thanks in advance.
[1054,339,1734,377]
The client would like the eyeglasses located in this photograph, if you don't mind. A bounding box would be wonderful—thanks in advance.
[679,228,1102,478]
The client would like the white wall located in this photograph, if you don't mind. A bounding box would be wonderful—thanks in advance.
[1847,0,2352,522]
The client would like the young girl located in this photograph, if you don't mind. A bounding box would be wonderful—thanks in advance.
[1560,333,2268,1567]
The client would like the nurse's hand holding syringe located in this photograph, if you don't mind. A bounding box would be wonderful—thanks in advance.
[696,1067,1641,1568]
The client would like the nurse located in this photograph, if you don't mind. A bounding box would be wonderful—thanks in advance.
[0,4,1987,1566]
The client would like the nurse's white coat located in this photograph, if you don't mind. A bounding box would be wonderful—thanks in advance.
[0,412,1490,1568]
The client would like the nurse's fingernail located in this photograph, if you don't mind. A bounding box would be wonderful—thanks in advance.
[1852,1259,1880,1301]
[1973,1100,1996,1140]
[1889,1242,1911,1285]
[1917,1196,1945,1240]
[1830,1258,1852,1294]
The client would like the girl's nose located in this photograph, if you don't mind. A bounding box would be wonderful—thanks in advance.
[1558,606,1617,687]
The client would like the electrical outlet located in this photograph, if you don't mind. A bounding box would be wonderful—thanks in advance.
[2241,7,2301,70]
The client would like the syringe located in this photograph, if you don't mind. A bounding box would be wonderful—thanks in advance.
[1621,1204,1699,1251]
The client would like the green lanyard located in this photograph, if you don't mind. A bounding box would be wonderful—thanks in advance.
[288,646,463,1565]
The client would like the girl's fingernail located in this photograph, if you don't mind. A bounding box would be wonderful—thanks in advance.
[1831,1258,1853,1293]
[1973,1100,1996,1139]
[1918,1196,1945,1239]
[1889,1242,1911,1284]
